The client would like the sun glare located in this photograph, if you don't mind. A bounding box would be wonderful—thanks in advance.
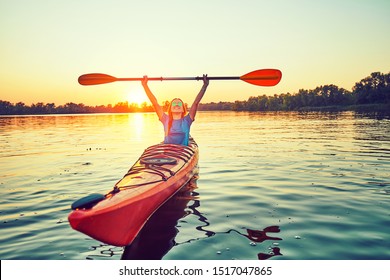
[127,89,149,107]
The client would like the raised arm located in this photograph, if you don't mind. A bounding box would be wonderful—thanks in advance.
[141,76,164,120]
[189,74,209,120]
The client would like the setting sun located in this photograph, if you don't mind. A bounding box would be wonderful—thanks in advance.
[126,89,149,107]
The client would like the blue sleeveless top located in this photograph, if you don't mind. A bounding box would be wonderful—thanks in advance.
[160,113,193,146]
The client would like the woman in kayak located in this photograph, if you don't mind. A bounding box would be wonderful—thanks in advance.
[142,75,209,146]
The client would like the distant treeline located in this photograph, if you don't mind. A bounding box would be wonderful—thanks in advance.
[1,72,389,115]
[0,101,157,115]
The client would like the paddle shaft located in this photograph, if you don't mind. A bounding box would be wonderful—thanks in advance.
[117,75,279,82]
[117,76,240,82]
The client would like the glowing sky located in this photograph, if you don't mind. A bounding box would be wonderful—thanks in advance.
[1,0,389,106]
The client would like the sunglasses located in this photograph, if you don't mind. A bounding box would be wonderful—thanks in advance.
[171,101,183,107]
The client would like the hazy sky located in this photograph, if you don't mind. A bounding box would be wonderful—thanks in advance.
[1,0,389,106]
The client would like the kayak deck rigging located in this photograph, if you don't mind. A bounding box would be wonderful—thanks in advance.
[111,140,197,192]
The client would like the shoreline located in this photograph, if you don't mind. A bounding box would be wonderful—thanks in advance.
[1,103,389,116]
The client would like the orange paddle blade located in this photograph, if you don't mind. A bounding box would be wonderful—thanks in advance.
[78,73,118,85]
[240,69,282,86]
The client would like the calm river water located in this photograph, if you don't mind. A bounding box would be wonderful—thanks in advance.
[0,111,389,260]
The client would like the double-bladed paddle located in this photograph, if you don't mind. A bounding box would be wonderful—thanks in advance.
[78,69,282,87]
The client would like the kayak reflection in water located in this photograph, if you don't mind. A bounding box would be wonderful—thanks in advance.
[121,175,199,260]
[141,74,209,146]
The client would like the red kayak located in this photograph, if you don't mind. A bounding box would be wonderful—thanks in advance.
[68,139,199,246]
